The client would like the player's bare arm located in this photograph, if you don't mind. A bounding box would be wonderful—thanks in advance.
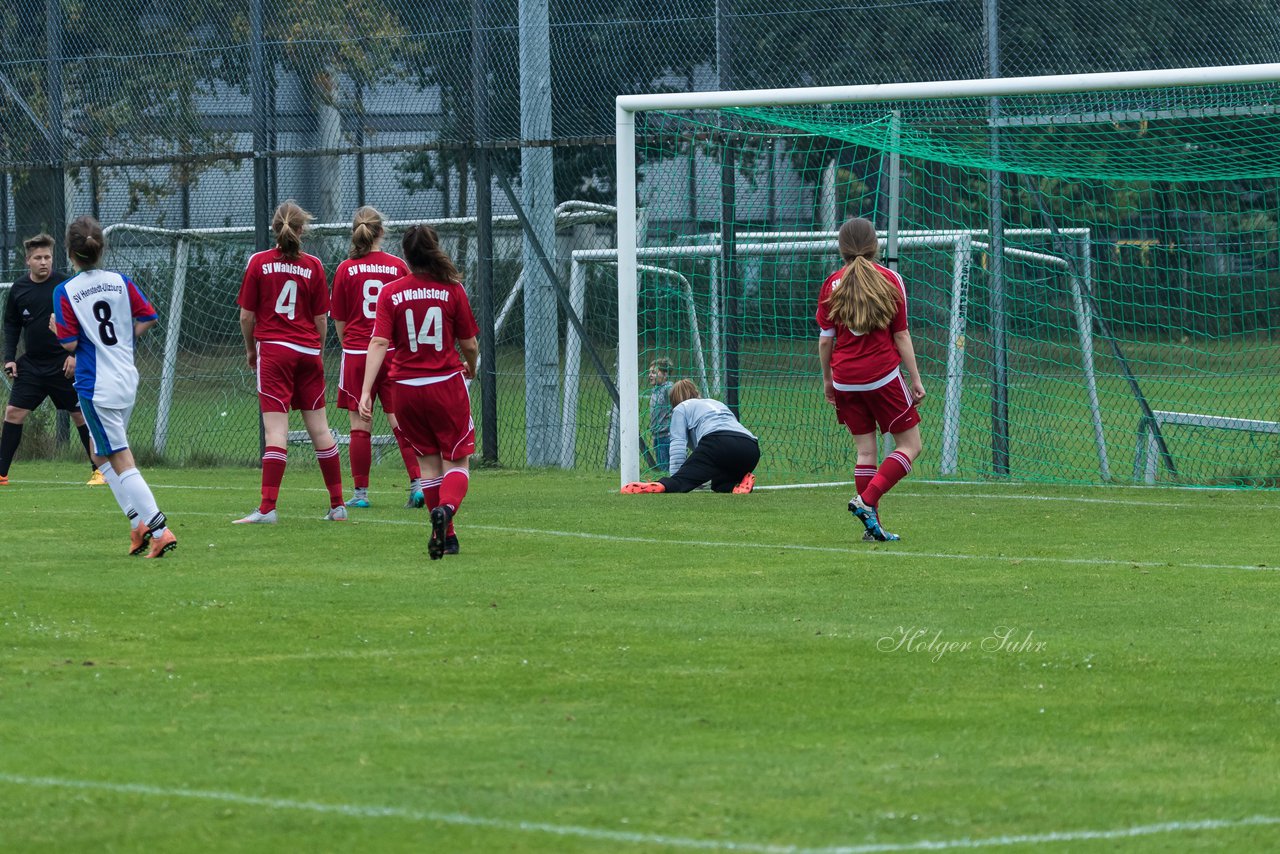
[134,319,158,338]
[238,308,257,369]
[458,336,479,380]
[892,329,925,402]
[333,319,346,345]
[359,336,390,420]
[818,336,835,404]
[313,314,327,344]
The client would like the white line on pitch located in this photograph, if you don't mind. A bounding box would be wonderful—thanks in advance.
[0,773,1276,852]
[8,477,1280,513]
[457,524,1273,572]
[115,510,1274,573]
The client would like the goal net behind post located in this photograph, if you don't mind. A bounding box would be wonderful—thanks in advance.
[616,65,1280,489]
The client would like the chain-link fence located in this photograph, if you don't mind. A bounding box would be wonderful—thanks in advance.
[4,0,1280,474]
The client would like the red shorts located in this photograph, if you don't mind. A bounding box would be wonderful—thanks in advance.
[392,373,475,460]
[833,371,921,436]
[337,350,394,413]
[256,342,326,413]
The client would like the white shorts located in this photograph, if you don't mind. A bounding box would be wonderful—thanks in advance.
[79,397,134,456]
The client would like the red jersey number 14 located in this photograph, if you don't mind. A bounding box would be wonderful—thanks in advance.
[406,306,443,352]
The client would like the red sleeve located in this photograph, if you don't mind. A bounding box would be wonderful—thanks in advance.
[887,272,908,334]
[126,278,159,321]
[815,276,834,331]
[309,259,329,318]
[452,287,479,340]
[330,262,350,322]
[54,292,80,341]
[372,286,396,343]
[237,261,259,312]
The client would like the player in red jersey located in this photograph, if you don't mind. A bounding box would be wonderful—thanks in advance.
[329,206,423,509]
[816,217,925,542]
[360,225,478,559]
[233,200,346,524]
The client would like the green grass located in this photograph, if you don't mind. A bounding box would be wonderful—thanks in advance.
[3,461,1279,851]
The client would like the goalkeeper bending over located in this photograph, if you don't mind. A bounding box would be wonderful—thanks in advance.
[622,379,758,495]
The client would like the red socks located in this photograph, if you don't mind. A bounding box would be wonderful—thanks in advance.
[260,446,287,513]
[316,444,345,508]
[393,425,421,482]
[348,429,371,489]
[860,451,912,508]
[439,468,469,517]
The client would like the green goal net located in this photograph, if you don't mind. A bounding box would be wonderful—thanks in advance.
[621,74,1280,488]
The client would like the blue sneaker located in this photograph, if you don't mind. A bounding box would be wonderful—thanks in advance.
[849,495,900,542]
[345,488,371,509]
[405,488,425,509]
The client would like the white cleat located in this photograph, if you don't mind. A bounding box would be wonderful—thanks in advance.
[323,505,348,521]
[232,509,278,525]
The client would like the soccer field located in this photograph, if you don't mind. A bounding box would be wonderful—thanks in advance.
[2,461,1279,852]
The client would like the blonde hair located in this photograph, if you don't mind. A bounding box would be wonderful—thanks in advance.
[272,200,313,259]
[823,217,901,334]
[349,205,384,259]
[668,378,699,407]
[649,357,672,376]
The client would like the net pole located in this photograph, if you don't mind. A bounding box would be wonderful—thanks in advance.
[941,235,973,475]
[1069,236,1110,481]
[153,238,188,456]
[472,0,498,465]
[616,105,640,486]
[722,140,740,417]
[561,260,585,468]
[249,0,269,252]
[885,111,902,271]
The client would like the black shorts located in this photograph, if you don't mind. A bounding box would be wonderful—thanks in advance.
[7,359,80,413]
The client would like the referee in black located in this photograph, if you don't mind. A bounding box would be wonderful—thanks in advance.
[1,232,100,485]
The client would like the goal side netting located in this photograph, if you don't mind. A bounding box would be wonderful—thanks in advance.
[615,65,1280,488]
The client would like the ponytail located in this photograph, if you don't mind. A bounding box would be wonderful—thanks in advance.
[66,216,105,267]
[349,205,384,259]
[272,200,313,259]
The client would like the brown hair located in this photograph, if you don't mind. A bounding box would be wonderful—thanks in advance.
[402,225,461,283]
[668,378,699,407]
[349,205,384,259]
[272,200,312,259]
[66,216,105,267]
[823,217,901,334]
[23,232,55,256]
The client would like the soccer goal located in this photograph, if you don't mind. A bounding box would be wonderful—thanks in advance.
[615,63,1280,488]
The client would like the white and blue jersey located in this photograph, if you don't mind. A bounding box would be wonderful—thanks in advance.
[52,270,158,409]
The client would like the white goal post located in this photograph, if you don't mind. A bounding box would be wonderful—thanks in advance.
[614,62,1280,487]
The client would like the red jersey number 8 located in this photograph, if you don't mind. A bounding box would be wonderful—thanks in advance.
[362,279,383,320]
